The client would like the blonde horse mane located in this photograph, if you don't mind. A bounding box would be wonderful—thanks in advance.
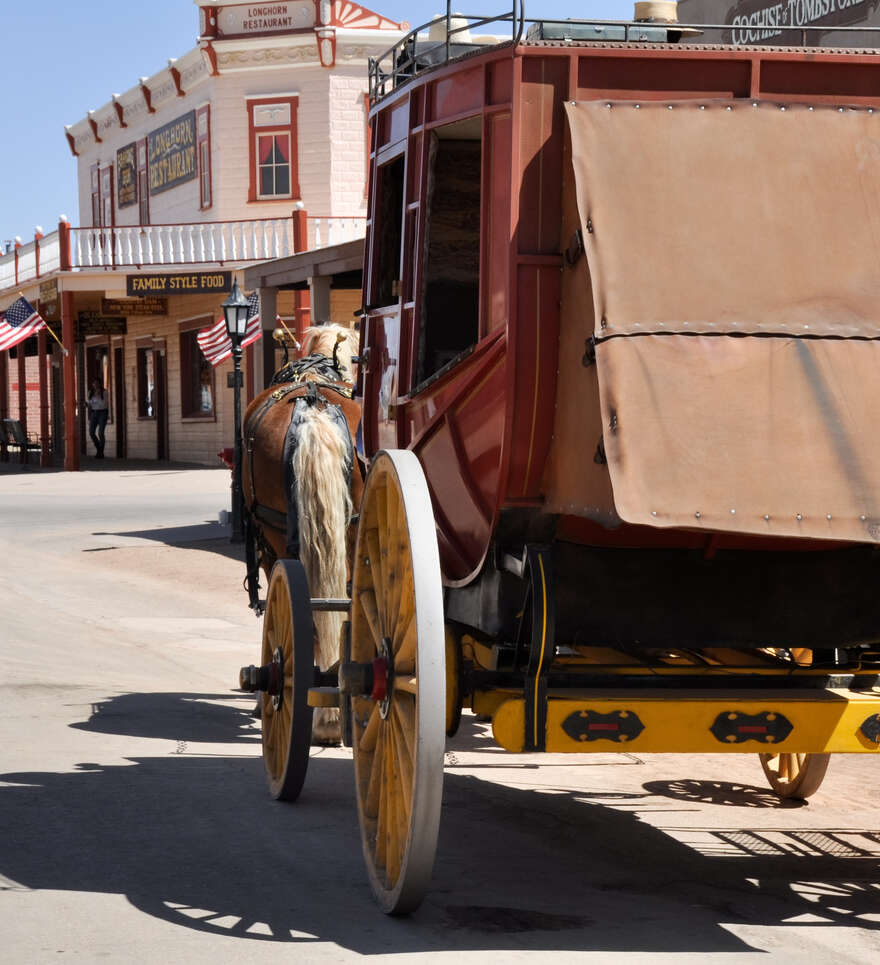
[300,324,359,383]
[292,400,353,674]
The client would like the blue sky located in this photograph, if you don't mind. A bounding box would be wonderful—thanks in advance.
[0,0,630,245]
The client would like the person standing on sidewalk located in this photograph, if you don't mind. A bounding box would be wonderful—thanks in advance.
[87,380,109,458]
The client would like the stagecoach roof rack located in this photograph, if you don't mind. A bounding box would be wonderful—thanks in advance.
[367,1,880,104]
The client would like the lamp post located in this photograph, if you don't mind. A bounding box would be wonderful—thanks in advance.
[223,279,250,544]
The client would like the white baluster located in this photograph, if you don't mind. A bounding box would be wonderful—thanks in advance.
[217,223,225,263]
[230,223,237,261]
[315,219,323,248]
[248,221,256,259]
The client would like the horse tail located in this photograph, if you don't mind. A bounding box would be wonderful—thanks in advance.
[292,403,353,671]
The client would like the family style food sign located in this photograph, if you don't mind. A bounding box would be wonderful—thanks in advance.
[126,271,232,296]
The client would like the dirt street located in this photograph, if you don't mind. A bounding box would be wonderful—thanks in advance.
[0,464,877,963]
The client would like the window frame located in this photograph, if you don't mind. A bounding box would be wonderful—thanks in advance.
[136,340,156,420]
[197,104,212,210]
[178,315,216,421]
[136,139,150,225]
[247,95,301,203]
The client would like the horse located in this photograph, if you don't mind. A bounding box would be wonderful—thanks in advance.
[241,323,362,743]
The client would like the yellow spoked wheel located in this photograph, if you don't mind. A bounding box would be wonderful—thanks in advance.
[350,450,445,915]
[759,752,830,800]
[260,559,314,801]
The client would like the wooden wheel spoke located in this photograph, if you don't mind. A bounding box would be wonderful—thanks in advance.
[359,704,381,753]
[365,724,385,819]
[390,714,414,819]
[394,611,416,665]
[392,696,416,767]
[366,528,385,631]
[358,588,382,651]
[394,675,417,695]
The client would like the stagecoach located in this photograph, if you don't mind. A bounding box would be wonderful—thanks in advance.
[239,3,880,915]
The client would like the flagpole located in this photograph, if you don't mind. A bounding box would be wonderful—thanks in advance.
[18,292,69,357]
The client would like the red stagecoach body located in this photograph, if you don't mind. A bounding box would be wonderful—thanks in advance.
[358,18,880,654]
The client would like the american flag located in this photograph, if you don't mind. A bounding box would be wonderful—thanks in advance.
[0,296,47,352]
[197,291,264,366]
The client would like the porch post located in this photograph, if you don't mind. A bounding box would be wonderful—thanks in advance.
[62,289,79,470]
[308,274,331,322]
[17,341,27,464]
[0,350,8,462]
[258,285,278,390]
[38,327,50,467]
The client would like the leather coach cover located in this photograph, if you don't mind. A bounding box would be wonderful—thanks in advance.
[564,99,880,542]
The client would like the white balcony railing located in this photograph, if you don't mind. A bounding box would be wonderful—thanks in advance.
[0,214,367,292]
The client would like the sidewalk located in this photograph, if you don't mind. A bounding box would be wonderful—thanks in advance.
[0,453,227,474]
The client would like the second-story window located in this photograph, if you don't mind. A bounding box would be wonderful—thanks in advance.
[137,140,150,225]
[257,133,290,197]
[247,96,301,202]
[197,105,212,210]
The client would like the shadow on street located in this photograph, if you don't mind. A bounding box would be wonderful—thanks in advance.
[1,695,878,952]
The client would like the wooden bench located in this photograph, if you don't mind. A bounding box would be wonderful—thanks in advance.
[1,419,43,465]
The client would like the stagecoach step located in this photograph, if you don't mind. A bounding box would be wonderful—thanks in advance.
[310,597,350,611]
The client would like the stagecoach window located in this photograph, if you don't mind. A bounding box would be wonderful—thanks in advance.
[375,155,405,306]
[179,329,214,418]
[417,124,481,386]
[136,347,155,419]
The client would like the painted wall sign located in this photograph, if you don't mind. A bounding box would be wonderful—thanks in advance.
[725,0,874,43]
[117,143,137,208]
[126,271,232,295]
[148,111,197,196]
[77,312,128,337]
[102,297,168,316]
[39,279,59,322]
[681,0,878,43]
[214,2,315,37]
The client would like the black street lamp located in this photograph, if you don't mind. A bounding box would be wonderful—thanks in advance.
[223,279,250,544]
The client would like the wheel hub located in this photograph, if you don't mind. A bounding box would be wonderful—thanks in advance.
[374,638,393,719]
[238,647,285,709]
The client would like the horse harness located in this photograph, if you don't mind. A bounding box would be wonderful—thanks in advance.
[243,378,358,611]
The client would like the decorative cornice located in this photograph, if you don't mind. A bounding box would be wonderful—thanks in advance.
[140,79,156,114]
[217,44,321,69]
[87,113,102,143]
[168,59,185,97]
[112,95,127,128]
[200,41,220,75]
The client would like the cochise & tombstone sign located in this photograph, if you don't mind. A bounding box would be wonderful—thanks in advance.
[681,0,879,43]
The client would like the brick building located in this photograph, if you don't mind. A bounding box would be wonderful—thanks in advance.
[0,0,406,466]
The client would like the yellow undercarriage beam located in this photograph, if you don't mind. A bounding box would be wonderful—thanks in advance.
[491,688,880,754]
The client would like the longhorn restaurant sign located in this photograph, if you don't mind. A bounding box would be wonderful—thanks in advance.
[148,111,197,196]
